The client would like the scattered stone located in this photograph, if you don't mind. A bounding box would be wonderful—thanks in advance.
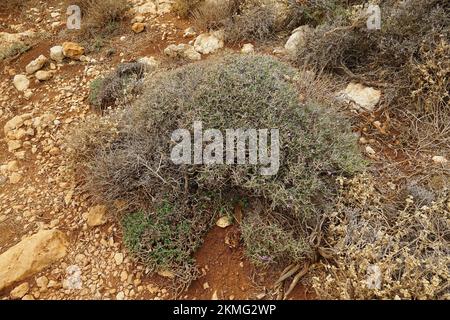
[365,145,376,156]
[116,291,125,300]
[216,216,233,228]
[337,82,381,111]
[132,22,146,33]
[194,33,224,54]
[35,70,53,81]
[203,282,210,290]
[25,55,48,74]
[157,269,175,279]
[50,46,64,62]
[63,265,82,290]
[164,44,201,61]
[0,229,68,291]
[137,56,159,70]
[114,252,124,265]
[432,156,448,164]
[241,43,254,54]
[9,172,22,184]
[83,205,108,227]
[36,276,49,290]
[284,25,312,55]
[133,2,157,15]
[183,27,196,38]
[10,282,29,299]
[211,290,219,300]
[62,42,85,59]
[13,74,30,91]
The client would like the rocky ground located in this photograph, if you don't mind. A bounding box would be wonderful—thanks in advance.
[0,0,315,300]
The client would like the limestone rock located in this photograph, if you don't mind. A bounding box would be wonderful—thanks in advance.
[83,205,108,227]
[10,282,29,299]
[216,216,233,228]
[13,74,30,91]
[35,70,53,81]
[0,229,69,291]
[241,43,254,54]
[338,82,381,111]
[193,33,224,54]
[284,25,312,55]
[164,44,201,61]
[50,45,64,62]
[25,55,48,74]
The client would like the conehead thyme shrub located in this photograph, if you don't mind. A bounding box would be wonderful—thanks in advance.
[72,54,365,283]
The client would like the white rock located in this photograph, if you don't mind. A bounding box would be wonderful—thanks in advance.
[241,43,254,54]
[114,252,124,265]
[194,33,224,54]
[432,156,448,164]
[284,25,312,55]
[25,54,47,74]
[35,70,53,81]
[133,2,157,14]
[216,216,233,228]
[338,82,381,111]
[50,45,64,62]
[164,44,201,61]
[365,145,376,156]
[137,56,159,70]
[13,74,30,91]
[183,27,196,38]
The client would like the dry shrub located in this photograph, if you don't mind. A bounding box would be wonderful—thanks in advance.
[313,174,450,299]
[72,54,364,282]
[65,0,129,47]
[172,0,204,18]
[89,62,146,110]
[192,0,242,30]
[294,0,449,136]
[223,0,277,43]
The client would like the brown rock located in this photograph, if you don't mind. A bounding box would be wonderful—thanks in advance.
[132,23,146,33]
[83,205,107,227]
[62,42,85,59]
[0,229,69,291]
[10,282,29,299]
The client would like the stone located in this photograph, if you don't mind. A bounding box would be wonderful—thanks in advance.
[365,145,376,156]
[9,172,22,184]
[62,265,82,290]
[36,276,49,289]
[4,114,28,135]
[241,43,254,54]
[116,291,125,300]
[25,54,48,74]
[133,2,157,15]
[50,46,64,62]
[432,156,448,164]
[137,56,159,70]
[216,216,233,228]
[83,205,108,227]
[164,44,201,61]
[132,15,145,23]
[338,82,381,111]
[284,25,312,55]
[114,252,124,265]
[62,42,85,59]
[0,229,68,291]
[183,27,196,38]
[132,22,146,33]
[13,74,30,91]
[10,282,29,299]
[8,140,22,152]
[157,269,175,279]
[194,33,224,54]
[35,70,53,81]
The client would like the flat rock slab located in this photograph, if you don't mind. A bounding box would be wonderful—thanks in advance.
[0,229,68,291]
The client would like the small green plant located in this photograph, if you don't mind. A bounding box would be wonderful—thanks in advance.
[89,77,104,107]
